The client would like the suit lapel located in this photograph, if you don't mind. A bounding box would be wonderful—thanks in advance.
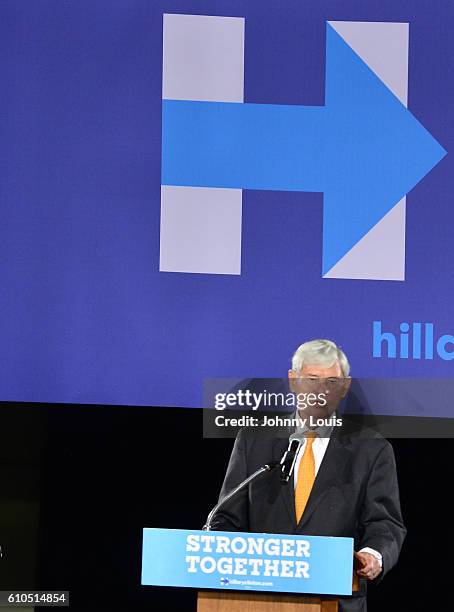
[270,429,351,532]
[296,432,350,531]
[272,437,297,530]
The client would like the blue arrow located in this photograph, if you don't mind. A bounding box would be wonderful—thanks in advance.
[162,24,446,274]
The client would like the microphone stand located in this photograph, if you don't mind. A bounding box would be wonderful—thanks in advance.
[203,462,278,531]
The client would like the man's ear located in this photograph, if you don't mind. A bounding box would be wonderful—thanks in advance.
[288,369,298,393]
[341,376,352,398]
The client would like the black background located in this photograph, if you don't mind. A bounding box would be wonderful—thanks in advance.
[0,403,450,611]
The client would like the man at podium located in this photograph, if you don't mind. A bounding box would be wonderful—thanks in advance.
[210,339,406,612]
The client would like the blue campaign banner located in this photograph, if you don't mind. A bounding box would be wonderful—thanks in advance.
[141,528,353,596]
[1,1,453,411]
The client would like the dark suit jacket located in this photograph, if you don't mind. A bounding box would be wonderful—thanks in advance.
[210,421,406,602]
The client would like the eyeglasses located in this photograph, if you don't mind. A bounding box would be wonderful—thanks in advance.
[293,377,347,388]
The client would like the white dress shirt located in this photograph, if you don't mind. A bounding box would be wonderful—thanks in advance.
[293,415,382,569]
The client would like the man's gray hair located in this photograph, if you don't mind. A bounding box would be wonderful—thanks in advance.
[291,339,350,376]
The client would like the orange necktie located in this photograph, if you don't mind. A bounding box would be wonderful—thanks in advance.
[295,431,318,523]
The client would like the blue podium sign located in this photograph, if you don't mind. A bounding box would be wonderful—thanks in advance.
[141,528,353,596]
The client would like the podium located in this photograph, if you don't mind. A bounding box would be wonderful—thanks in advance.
[197,561,360,612]
[142,528,360,611]
[198,591,340,611]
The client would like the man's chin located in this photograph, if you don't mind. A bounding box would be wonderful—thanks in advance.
[298,407,335,420]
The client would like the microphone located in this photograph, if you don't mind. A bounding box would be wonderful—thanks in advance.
[279,432,304,484]
[203,462,278,531]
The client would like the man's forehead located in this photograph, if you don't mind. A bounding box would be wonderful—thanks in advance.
[299,363,342,375]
